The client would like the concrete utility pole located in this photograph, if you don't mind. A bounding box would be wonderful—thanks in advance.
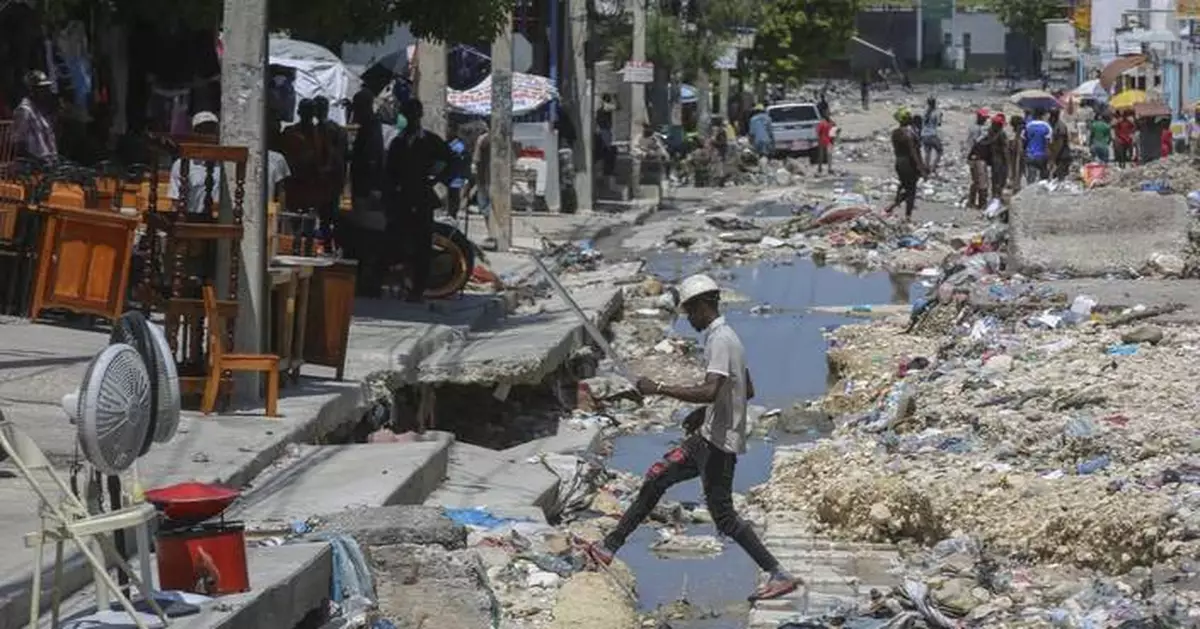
[220,0,269,380]
[697,67,712,130]
[718,68,730,120]
[417,41,448,137]
[629,0,648,199]
[916,0,924,67]
[490,11,514,250]
[569,0,594,211]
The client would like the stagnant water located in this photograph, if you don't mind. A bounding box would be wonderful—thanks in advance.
[607,253,924,628]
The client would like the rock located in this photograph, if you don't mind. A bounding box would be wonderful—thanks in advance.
[982,354,1014,374]
[640,276,664,297]
[868,503,892,527]
[372,544,497,628]
[550,571,638,629]
[777,407,833,434]
[1144,252,1186,277]
[1121,325,1165,345]
[318,505,467,549]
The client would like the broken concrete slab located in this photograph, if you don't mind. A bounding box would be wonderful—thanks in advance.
[1010,187,1191,276]
[425,442,562,514]
[1039,278,1200,324]
[233,432,454,531]
[416,286,624,385]
[316,505,468,550]
[371,544,498,629]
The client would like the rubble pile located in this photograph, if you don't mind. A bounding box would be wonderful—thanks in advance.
[1107,154,1200,193]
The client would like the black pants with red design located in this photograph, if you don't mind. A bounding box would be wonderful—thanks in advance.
[602,434,780,572]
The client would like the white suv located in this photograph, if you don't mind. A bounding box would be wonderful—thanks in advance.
[766,102,821,157]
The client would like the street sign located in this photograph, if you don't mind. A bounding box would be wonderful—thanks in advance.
[621,61,654,83]
[714,47,738,71]
[922,0,953,22]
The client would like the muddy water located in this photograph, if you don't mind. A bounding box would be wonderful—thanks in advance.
[608,253,923,627]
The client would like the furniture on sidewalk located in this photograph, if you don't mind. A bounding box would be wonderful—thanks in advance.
[29,183,140,323]
[303,259,356,380]
[202,285,280,417]
[140,143,249,401]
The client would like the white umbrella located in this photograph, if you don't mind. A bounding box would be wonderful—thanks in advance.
[1072,79,1104,98]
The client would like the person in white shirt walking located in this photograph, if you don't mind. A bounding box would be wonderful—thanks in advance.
[584,274,801,602]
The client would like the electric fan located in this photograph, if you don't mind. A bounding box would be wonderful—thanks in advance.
[109,310,182,449]
[1,343,170,629]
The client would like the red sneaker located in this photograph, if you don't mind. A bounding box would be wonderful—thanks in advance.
[749,573,801,601]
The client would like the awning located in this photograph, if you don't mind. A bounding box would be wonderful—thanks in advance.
[1100,54,1147,91]
[447,72,557,116]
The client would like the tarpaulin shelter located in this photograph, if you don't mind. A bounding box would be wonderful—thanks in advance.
[268,37,361,125]
[447,72,556,116]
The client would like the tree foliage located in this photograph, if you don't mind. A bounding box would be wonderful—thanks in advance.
[984,0,1068,46]
[44,0,515,48]
[746,0,860,85]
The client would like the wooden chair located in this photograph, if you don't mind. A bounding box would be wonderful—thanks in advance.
[201,285,280,417]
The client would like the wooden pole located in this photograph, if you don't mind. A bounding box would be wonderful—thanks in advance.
[490,11,515,250]
[220,0,269,389]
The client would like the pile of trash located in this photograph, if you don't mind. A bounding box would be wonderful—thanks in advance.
[1106,154,1200,194]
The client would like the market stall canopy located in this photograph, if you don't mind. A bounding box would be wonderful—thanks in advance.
[447,72,557,116]
[1133,101,1171,119]
[269,37,361,125]
[1072,79,1106,100]
[1009,89,1061,111]
[1100,54,1147,91]
[1110,89,1148,111]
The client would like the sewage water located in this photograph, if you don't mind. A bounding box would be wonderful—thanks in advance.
[608,253,924,627]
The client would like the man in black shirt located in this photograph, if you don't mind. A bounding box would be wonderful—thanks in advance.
[347,89,387,296]
[385,99,452,302]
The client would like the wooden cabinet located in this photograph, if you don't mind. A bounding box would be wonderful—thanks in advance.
[30,205,139,322]
[303,260,357,379]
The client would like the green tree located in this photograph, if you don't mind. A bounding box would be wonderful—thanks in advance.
[45,0,515,48]
[984,0,1068,47]
[746,0,860,85]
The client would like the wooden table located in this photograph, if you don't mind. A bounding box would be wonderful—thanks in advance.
[303,260,357,380]
[271,257,324,382]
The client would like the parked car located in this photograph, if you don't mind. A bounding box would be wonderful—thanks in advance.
[766,102,820,157]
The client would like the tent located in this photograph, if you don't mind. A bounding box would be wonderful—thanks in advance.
[447,72,557,116]
[269,37,361,125]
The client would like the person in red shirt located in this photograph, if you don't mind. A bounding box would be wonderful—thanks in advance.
[1161,125,1173,159]
[1113,112,1136,167]
[816,114,835,174]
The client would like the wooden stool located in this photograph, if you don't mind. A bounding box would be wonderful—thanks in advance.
[201,285,280,417]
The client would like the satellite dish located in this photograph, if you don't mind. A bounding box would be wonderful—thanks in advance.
[110,311,182,447]
[66,344,153,476]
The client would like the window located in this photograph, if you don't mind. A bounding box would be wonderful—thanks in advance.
[943,32,952,49]
[767,105,819,123]
[963,32,972,58]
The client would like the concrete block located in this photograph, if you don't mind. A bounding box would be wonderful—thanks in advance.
[425,442,561,514]
[316,505,468,550]
[1010,187,1191,276]
[234,432,454,531]
[370,544,497,629]
[416,286,624,385]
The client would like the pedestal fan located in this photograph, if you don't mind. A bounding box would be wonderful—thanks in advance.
[0,312,182,628]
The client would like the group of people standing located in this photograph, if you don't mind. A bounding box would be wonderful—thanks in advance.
[885,96,1085,220]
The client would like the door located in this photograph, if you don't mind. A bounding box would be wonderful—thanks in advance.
[1163,60,1182,117]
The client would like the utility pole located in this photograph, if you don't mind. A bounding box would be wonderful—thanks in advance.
[718,69,731,120]
[220,0,268,388]
[490,10,514,250]
[569,0,594,211]
[697,67,712,130]
[916,0,924,67]
[417,41,448,137]
[629,0,648,199]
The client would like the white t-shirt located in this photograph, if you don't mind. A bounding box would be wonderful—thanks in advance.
[167,159,223,215]
[168,151,292,213]
[700,316,749,454]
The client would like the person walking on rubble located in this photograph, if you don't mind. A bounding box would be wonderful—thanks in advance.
[965,108,990,210]
[1008,115,1026,192]
[584,274,801,602]
[920,96,944,175]
[882,108,927,221]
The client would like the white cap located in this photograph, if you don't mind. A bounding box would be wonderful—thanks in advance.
[191,111,219,129]
[676,274,720,308]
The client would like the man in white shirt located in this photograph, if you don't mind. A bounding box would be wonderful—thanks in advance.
[168,111,291,213]
[584,274,800,602]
